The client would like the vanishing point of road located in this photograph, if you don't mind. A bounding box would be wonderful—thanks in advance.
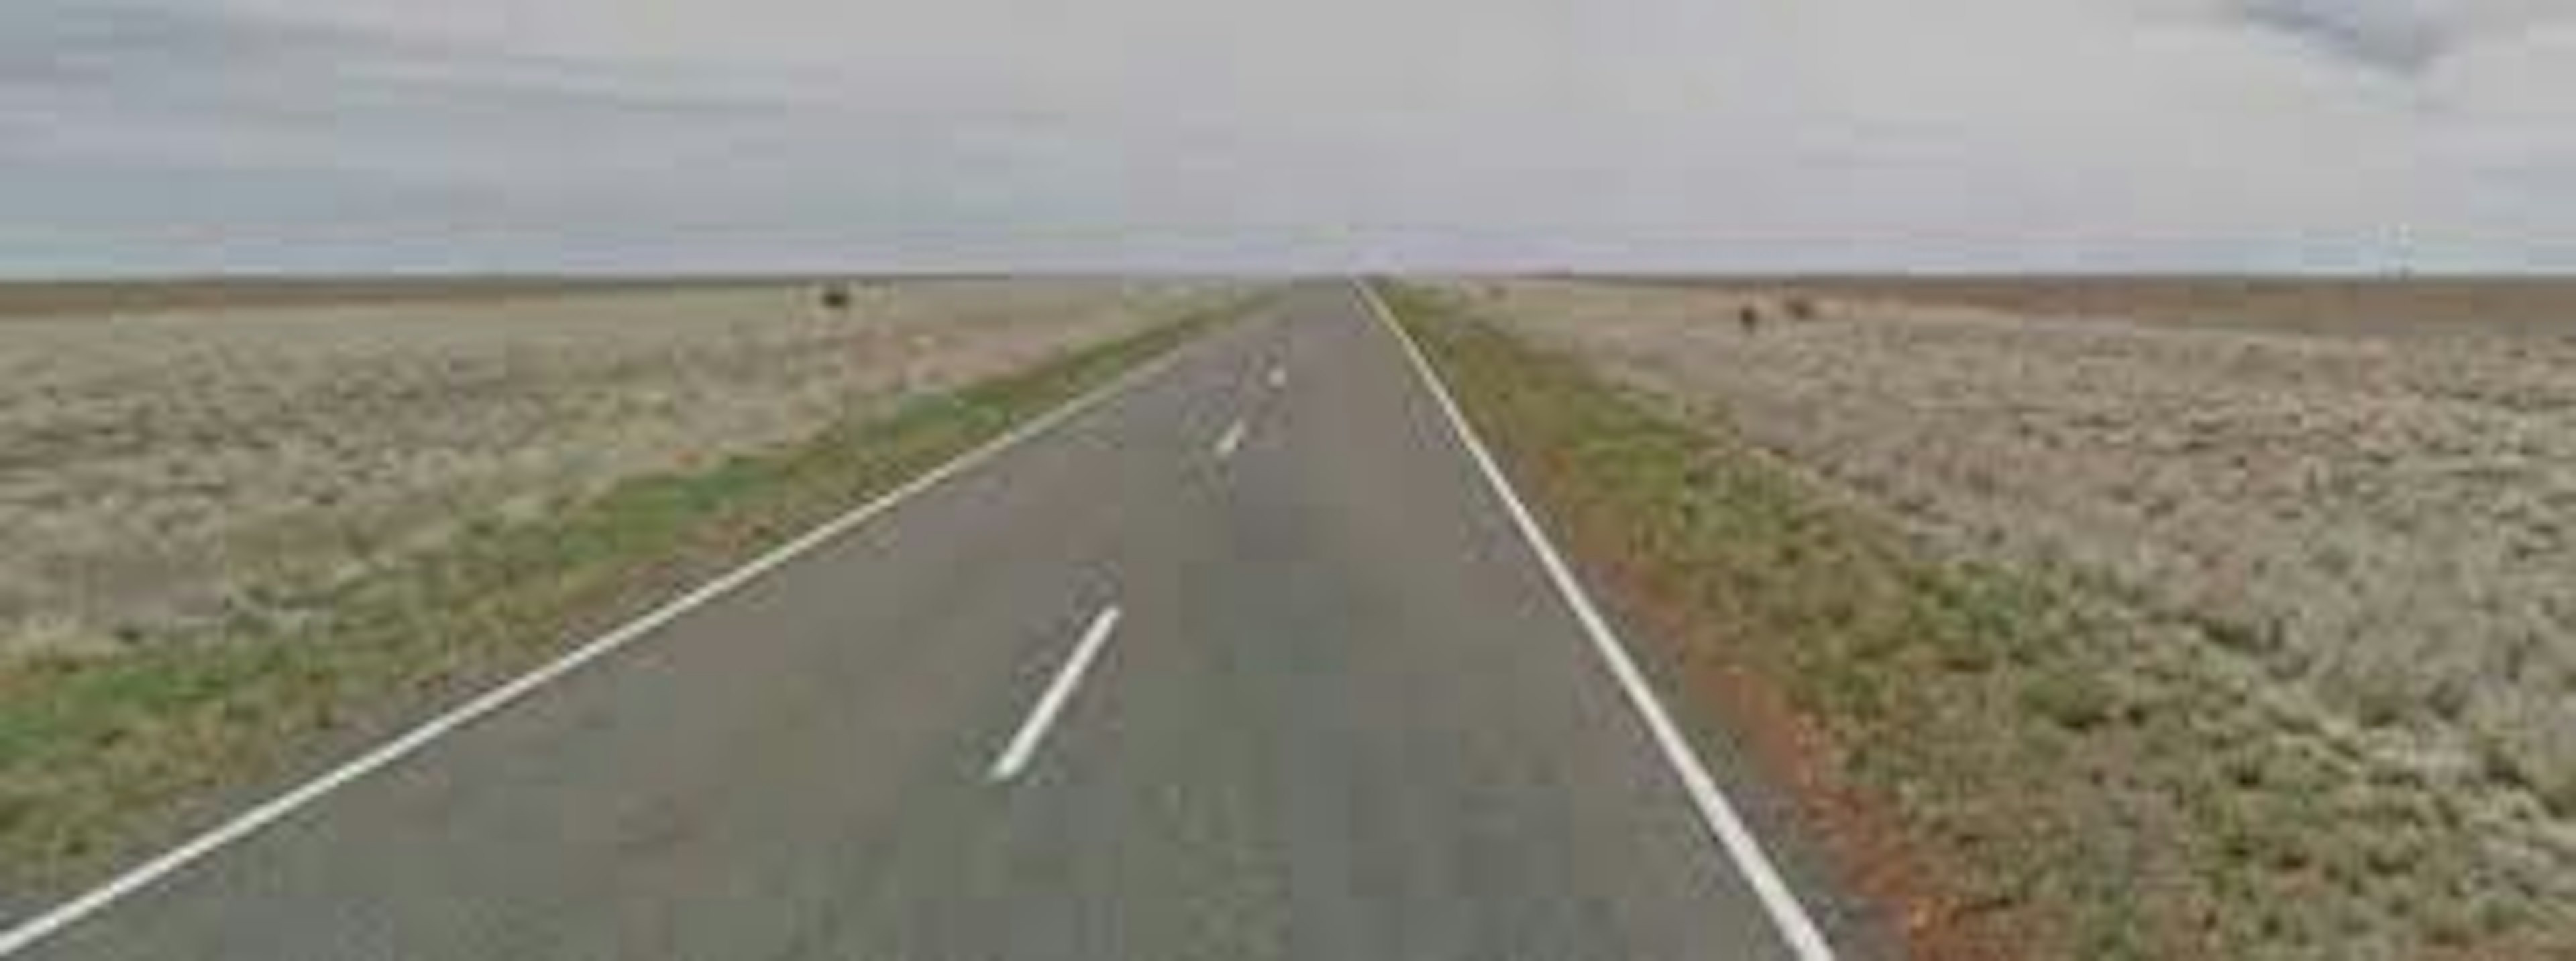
[7,282,1841,960]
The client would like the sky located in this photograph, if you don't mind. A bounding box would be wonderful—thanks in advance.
[4,0,2574,274]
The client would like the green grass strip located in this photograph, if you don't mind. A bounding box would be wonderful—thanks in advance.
[0,299,1244,885]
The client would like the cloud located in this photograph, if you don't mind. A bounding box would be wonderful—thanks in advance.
[1,1,785,174]
[2231,0,2566,75]
[3,0,2573,273]
[2237,0,2447,73]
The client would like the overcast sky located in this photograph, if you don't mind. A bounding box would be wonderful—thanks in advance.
[5,0,2573,274]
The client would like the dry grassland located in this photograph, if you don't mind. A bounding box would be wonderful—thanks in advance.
[0,278,1244,885]
[1426,278,2575,956]
[1,280,1226,659]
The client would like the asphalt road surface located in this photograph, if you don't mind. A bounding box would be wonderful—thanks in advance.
[13,282,1833,960]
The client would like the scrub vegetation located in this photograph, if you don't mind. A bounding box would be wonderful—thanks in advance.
[1385,280,2575,960]
[0,281,1249,889]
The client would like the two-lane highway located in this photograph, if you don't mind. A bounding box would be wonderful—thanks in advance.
[11,283,1832,959]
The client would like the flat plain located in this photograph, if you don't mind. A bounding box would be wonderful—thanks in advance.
[1416,276,2576,957]
[1,280,1226,657]
[1617,274,2576,340]
[0,278,1242,885]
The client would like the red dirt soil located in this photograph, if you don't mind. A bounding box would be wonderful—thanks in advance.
[1540,460,2024,960]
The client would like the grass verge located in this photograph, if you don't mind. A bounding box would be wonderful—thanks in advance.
[1380,283,2573,960]
[0,301,1239,890]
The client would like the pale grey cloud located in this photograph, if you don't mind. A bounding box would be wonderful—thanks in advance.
[3,0,2573,273]
[2231,0,2563,74]
[2239,0,2448,72]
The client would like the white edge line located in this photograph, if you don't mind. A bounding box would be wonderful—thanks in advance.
[987,604,1123,783]
[0,339,1191,958]
[1214,418,1249,459]
[1356,280,1838,961]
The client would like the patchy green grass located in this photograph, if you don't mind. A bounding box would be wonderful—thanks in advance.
[0,302,1238,887]
[1380,282,2575,960]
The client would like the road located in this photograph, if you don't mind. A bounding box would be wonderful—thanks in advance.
[12,282,1833,960]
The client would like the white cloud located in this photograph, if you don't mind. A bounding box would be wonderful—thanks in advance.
[3,0,2573,272]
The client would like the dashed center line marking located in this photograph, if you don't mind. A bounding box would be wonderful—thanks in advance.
[1214,418,1249,460]
[988,605,1122,783]
[1266,364,1287,389]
